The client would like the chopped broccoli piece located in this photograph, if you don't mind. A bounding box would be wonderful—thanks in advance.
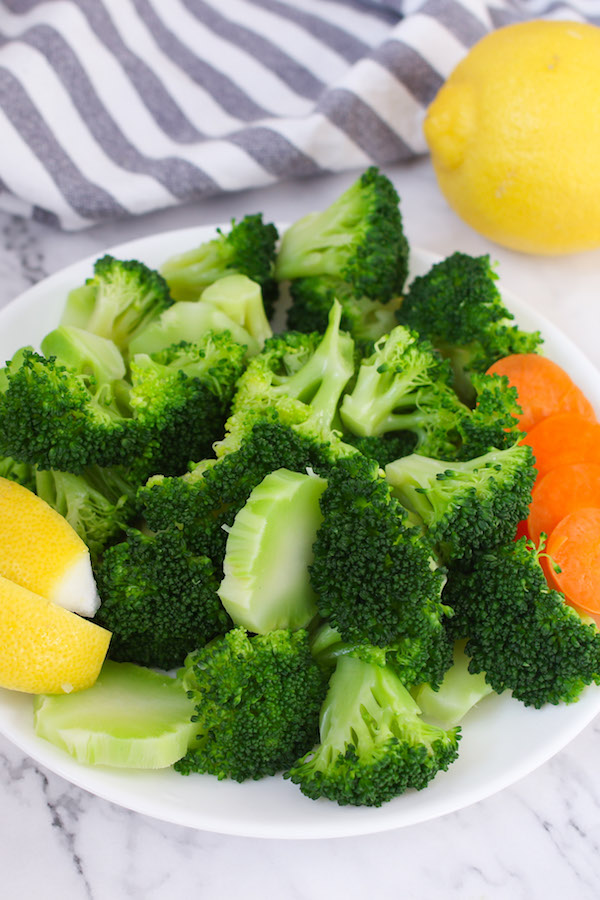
[129,333,246,477]
[309,454,451,686]
[286,275,403,346]
[385,445,535,563]
[61,255,173,353]
[413,639,494,727]
[200,274,272,348]
[343,431,419,468]
[35,465,139,564]
[444,538,600,708]
[161,215,279,315]
[286,655,460,806]
[94,528,231,671]
[0,455,36,492]
[0,335,139,473]
[276,167,409,303]
[397,252,542,401]
[175,627,326,781]
[218,468,327,633]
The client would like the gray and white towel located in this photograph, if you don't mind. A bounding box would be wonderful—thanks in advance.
[0,0,596,229]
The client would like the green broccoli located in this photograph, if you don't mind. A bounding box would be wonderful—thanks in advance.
[61,255,173,353]
[94,528,231,671]
[286,655,460,807]
[0,332,139,473]
[309,454,452,687]
[413,639,495,727]
[275,167,409,303]
[160,215,279,315]
[385,445,535,563]
[175,627,326,781]
[444,538,600,708]
[34,465,139,564]
[397,252,542,401]
[128,333,246,478]
[286,275,403,346]
[0,455,36,492]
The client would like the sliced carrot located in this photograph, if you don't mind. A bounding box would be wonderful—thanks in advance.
[514,519,530,541]
[528,463,600,543]
[521,413,600,483]
[486,353,596,432]
[545,508,600,617]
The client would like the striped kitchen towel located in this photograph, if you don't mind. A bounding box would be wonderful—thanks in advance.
[0,0,596,229]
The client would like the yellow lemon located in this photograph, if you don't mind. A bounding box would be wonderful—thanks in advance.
[0,574,111,694]
[0,477,99,616]
[424,20,600,254]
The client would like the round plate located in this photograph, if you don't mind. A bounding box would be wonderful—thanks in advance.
[0,225,599,839]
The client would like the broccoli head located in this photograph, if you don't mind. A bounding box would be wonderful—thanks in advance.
[61,255,173,353]
[286,655,460,806]
[444,538,600,708]
[385,445,535,563]
[94,528,230,671]
[275,167,409,303]
[160,215,279,315]
[175,627,326,781]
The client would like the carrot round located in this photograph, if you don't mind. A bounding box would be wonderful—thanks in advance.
[546,508,600,617]
[521,413,600,482]
[486,353,596,432]
[528,463,600,543]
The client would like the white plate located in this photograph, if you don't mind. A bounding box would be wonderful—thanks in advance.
[0,225,599,839]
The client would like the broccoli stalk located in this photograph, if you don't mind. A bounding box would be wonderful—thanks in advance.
[413,639,495,727]
[385,445,535,562]
[286,655,460,806]
[276,167,409,303]
[175,627,326,781]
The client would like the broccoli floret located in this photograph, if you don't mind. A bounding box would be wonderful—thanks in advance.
[35,465,139,564]
[413,639,495,727]
[453,372,524,459]
[444,539,600,708]
[340,325,469,459]
[175,627,326,781]
[199,274,272,348]
[160,215,279,315]
[286,275,403,347]
[276,167,409,303]
[61,255,173,353]
[94,528,230,671]
[343,431,419,468]
[385,445,535,563]
[309,454,451,686]
[0,455,36,492]
[397,252,542,401]
[0,335,139,473]
[129,333,246,478]
[286,655,460,806]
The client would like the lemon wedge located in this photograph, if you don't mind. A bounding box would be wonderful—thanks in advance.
[0,573,111,694]
[0,476,99,616]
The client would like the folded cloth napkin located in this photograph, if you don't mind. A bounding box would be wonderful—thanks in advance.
[0,0,596,229]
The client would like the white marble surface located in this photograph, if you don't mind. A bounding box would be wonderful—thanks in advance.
[2,157,600,898]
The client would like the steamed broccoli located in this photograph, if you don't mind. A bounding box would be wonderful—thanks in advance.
[444,538,600,708]
[129,333,246,478]
[286,655,460,807]
[0,455,36,492]
[385,445,535,563]
[94,528,231,671]
[397,252,542,401]
[413,639,495,727]
[286,275,403,346]
[35,465,139,564]
[160,215,279,315]
[61,255,173,353]
[309,454,452,687]
[276,167,409,304]
[175,627,326,781]
[0,332,139,473]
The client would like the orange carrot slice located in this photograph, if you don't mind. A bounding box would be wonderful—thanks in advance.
[528,463,600,542]
[487,354,596,432]
[546,508,600,617]
[521,413,600,482]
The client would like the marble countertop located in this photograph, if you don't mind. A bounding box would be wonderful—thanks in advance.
[2,157,600,899]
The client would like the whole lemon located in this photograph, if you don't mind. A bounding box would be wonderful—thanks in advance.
[424,20,600,254]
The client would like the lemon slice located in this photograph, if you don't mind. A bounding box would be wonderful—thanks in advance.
[0,573,111,694]
[0,476,99,616]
